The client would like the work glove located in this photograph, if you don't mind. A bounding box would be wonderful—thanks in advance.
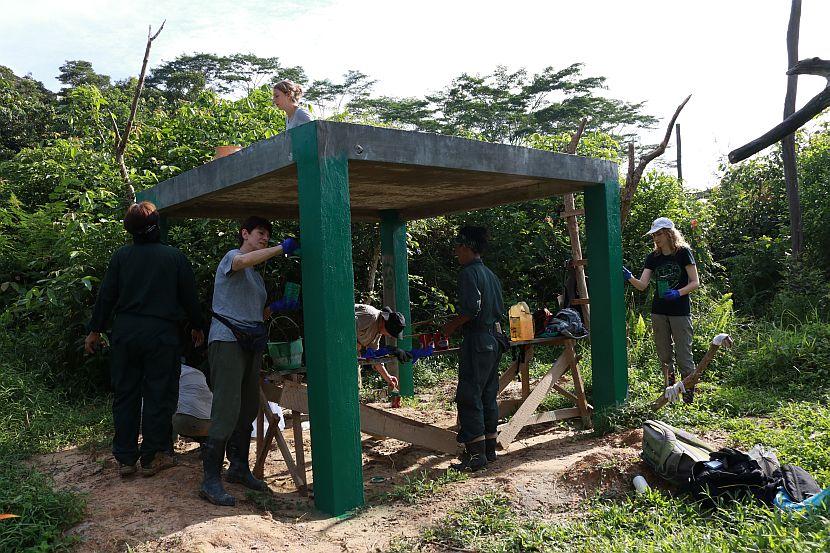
[390,347,413,363]
[662,289,681,301]
[268,298,300,312]
[410,345,434,365]
[281,237,299,256]
[664,381,686,403]
[623,266,633,282]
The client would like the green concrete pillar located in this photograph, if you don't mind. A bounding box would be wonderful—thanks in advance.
[584,179,628,420]
[380,211,413,397]
[291,122,363,515]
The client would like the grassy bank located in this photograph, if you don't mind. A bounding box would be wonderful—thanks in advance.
[0,338,110,552]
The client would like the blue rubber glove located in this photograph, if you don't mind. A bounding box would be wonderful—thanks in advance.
[411,345,434,365]
[662,289,681,301]
[269,298,300,312]
[364,347,393,360]
[623,266,633,282]
[281,237,299,256]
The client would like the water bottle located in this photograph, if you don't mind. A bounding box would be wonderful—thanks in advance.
[633,475,650,494]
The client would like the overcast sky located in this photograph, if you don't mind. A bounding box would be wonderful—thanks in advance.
[3,0,829,188]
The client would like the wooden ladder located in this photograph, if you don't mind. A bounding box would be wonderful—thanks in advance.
[562,118,591,330]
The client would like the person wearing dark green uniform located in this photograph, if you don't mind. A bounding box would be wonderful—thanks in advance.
[200,216,299,506]
[85,201,205,478]
[441,226,506,472]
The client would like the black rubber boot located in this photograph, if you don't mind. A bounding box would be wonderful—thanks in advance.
[199,439,236,506]
[225,430,267,491]
[450,440,487,472]
[485,438,497,463]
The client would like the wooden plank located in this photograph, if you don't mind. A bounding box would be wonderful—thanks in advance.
[560,208,585,218]
[527,408,581,425]
[508,336,571,347]
[567,345,593,428]
[497,354,571,449]
[290,375,308,492]
[520,346,534,399]
[569,298,590,305]
[359,404,461,454]
[257,387,306,490]
[552,384,579,404]
[280,380,461,455]
[498,359,519,394]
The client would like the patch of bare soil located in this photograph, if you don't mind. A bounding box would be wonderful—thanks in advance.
[34,409,665,552]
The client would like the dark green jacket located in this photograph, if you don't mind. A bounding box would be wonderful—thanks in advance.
[458,258,504,334]
[88,242,204,332]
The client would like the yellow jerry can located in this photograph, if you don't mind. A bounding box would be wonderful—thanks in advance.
[509,302,534,341]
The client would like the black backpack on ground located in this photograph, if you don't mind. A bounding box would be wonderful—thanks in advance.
[689,448,775,503]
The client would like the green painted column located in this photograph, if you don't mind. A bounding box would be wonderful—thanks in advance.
[584,179,628,420]
[380,210,414,397]
[291,122,364,515]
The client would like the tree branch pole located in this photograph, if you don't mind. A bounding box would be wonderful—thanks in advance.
[620,94,692,228]
[563,117,590,329]
[675,123,682,184]
[782,0,803,257]
[116,20,166,205]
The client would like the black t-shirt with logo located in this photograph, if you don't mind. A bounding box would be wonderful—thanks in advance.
[644,246,695,316]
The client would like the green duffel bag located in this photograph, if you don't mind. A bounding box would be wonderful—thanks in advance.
[642,420,716,486]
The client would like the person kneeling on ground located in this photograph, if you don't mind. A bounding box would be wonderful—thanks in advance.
[355,304,409,389]
[441,226,506,472]
[201,216,299,506]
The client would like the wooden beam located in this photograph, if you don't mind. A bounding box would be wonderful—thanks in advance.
[278,380,460,454]
[560,209,585,218]
[498,359,519,394]
[497,354,570,449]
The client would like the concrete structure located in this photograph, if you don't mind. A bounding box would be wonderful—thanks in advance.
[138,120,627,516]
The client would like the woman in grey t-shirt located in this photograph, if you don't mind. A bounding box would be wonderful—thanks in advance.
[273,79,313,130]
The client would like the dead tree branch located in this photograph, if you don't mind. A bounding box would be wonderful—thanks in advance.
[728,57,830,163]
[782,0,804,257]
[620,94,692,228]
[115,20,165,205]
[566,117,588,155]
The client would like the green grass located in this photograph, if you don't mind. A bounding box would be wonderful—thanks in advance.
[381,469,468,505]
[0,336,111,553]
[390,492,830,553]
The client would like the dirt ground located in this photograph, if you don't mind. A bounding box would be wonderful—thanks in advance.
[34,402,670,553]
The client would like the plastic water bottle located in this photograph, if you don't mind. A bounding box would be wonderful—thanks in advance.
[633,475,650,494]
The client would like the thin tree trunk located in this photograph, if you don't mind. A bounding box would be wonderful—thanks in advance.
[620,94,692,228]
[116,21,165,206]
[365,240,382,298]
[675,124,683,184]
[783,0,804,258]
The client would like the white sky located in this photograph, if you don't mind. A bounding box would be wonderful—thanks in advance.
[2,0,829,189]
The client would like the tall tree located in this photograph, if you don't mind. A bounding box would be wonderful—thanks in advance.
[353,64,656,145]
[147,53,306,101]
[57,60,111,89]
[0,66,56,160]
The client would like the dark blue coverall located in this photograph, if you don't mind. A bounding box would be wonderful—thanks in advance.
[88,242,204,467]
[455,259,505,444]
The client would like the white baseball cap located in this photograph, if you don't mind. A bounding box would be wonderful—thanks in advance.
[646,217,675,235]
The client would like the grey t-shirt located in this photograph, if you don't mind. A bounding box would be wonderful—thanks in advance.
[287,107,313,130]
[355,303,382,349]
[176,364,212,420]
[208,249,267,343]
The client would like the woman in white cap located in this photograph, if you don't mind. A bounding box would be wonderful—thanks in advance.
[623,217,699,403]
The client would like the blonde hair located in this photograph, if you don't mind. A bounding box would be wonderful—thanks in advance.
[273,79,303,103]
[653,227,691,253]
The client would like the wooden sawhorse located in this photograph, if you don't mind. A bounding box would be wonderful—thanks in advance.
[496,336,592,449]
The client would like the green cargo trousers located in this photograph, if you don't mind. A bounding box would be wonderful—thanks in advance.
[208,341,262,441]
